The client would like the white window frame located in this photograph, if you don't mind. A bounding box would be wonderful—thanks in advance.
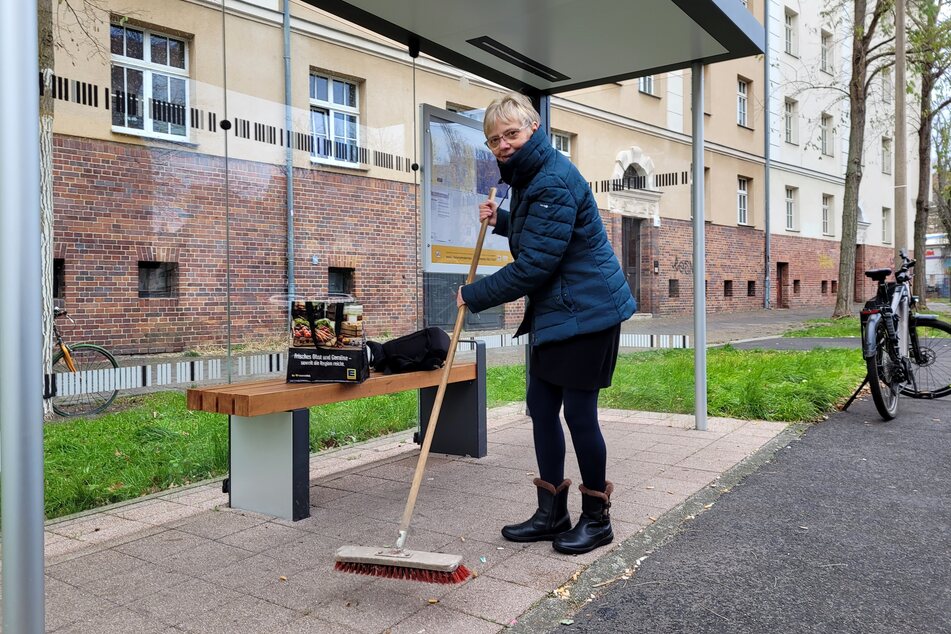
[820,113,834,156]
[737,177,749,225]
[552,131,571,158]
[820,30,834,74]
[784,98,798,144]
[882,137,892,174]
[822,194,833,236]
[785,186,797,230]
[638,75,655,96]
[737,79,749,127]
[110,24,190,142]
[784,9,798,56]
[882,207,892,244]
[309,72,361,167]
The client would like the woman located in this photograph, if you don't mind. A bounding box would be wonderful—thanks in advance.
[457,92,636,554]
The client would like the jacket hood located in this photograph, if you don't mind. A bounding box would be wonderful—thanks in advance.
[497,127,554,189]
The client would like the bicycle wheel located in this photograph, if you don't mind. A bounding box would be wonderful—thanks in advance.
[866,320,900,420]
[51,344,119,417]
[902,319,951,399]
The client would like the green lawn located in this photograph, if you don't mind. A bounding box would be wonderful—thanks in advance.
[783,317,860,338]
[34,347,865,520]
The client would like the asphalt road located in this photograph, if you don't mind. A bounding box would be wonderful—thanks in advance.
[551,393,951,633]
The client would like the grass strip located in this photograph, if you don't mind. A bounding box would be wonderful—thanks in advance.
[33,347,864,520]
[783,317,860,338]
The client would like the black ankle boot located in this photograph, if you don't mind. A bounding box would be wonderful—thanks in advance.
[501,478,572,542]
[552,482,614,554]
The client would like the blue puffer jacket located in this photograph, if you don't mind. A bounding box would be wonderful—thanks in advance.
[462,127,636,345]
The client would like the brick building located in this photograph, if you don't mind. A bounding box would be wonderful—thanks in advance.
[47,0,915,354]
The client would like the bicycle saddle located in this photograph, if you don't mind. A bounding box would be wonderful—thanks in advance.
[864,268,892,282]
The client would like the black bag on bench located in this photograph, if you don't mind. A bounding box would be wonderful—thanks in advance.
[367,327,451,374]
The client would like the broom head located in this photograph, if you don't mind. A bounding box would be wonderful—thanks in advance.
[334,545,471,584]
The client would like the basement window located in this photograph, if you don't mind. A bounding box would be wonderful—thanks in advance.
[138,261,178,298]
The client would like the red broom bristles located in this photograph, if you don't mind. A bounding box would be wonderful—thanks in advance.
[334,560,472,584]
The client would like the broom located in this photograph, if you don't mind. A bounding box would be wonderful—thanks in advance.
[334,188,496,584]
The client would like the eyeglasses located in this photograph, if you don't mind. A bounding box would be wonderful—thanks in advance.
[485,123,532,149]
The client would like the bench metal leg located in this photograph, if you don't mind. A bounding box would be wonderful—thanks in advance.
[418,341,487,458]
[229,409,310,521]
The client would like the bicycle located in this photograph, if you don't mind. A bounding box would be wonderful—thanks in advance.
[49,308,119,417]
[858,250,951,420]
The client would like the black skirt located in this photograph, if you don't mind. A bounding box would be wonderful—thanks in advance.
[530,323,622,391]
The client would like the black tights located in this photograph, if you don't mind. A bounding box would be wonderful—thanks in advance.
[526,373,607,492]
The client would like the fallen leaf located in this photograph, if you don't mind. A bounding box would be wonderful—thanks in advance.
[278,576,287,582]
[427,598,439,604]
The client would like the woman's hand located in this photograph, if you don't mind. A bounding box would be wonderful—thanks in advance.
[456,285,466,308]
[479,198,498,227]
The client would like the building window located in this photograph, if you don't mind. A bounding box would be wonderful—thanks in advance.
[784,98,798,144]
[748,280,756,297]
[882,137,892,174]
[737,177,750,225]
[820,113,834,156]
[328,267,355,296]
[310,73,360,165]
[53,258,65,300]
[793,279,801,295]
[552,131,571,158]
[784,9,798,56]
[882,207,892,244]
[820,30,834,74]
[110,24,189,140]
[724,280,734,297]
[737,79,749,126]
[831,280,838,294]
[785,186,797,230]
[822,280,829,294]
[883,67,893,104]
[669,279,679,298]
[138,261,178,298]
[638,75,655,95]
[822,194,833,235]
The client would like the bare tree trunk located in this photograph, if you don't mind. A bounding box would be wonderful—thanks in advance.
[914,70,934,307]
[833,0,873,318]
[39,0,55,417]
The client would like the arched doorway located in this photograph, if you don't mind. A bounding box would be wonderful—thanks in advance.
[609,148,662,312]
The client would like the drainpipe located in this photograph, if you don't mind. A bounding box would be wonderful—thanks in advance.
[284,0,296,322]
[763,0,772,309]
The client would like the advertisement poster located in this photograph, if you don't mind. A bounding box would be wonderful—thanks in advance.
[422,105,512,274]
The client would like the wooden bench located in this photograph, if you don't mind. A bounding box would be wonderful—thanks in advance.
[186,342,487,521]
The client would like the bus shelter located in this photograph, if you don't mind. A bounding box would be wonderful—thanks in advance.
[1,1,763,630]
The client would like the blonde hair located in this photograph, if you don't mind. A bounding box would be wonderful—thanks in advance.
[483,92,540,136]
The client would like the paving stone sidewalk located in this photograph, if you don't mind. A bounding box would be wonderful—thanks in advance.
[28,403,786,633]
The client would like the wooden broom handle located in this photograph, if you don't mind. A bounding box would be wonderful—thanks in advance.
[398,187,495,537]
